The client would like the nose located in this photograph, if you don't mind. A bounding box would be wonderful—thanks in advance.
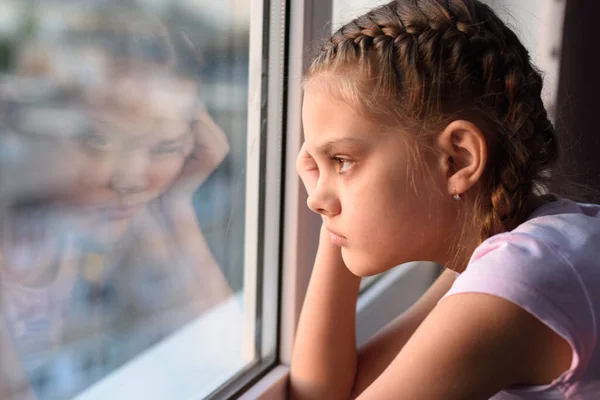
[306,179,340,217]
[109,152,149,196]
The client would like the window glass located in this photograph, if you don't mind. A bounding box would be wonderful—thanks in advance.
[0,1,258,398]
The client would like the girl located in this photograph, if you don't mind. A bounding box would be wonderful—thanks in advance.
[290,1,600,399]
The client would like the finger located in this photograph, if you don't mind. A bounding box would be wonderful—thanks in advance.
[296,144,317,172]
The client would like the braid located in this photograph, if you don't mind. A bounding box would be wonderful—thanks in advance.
[308,0,559,242]
[477,25,558,242]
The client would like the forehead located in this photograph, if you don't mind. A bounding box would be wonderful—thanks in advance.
[7,74,196,142]
[302,81,384,151]
[15,106,190,144]
[86,72,196,141]
[89,107,190,140]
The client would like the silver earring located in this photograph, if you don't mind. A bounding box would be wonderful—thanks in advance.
[453,187,461,201]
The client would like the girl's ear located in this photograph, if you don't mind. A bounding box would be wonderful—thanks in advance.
[436,120,487,198]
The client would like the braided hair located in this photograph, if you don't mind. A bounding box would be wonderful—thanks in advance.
[307,0,558,243]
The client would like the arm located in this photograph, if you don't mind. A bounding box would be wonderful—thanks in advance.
[289,260,457,400]
[350,268,457,398]
[139,199,233,308]
[290,142,361,398]
[355,292,573,400]
[169,109,230,195]
[289,224,362,399]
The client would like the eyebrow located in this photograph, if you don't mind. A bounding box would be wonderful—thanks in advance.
[314,137,365,156]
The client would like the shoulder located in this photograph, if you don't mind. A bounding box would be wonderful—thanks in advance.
[453,198,600,323]
[512,197,600,255]
[433,199,600,394]
[445,224,594,350]
[461,196,600,288]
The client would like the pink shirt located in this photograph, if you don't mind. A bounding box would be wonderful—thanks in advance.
[441,197,600,399]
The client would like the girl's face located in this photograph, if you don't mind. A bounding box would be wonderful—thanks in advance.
[12,92,194,244]
[302,82,459,276]
[74,73,198,242]
[66,109,192,238]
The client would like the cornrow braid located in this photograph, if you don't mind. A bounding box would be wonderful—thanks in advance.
[308,0,558,243]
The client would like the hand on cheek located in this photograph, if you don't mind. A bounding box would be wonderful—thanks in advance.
[296,142,319,197]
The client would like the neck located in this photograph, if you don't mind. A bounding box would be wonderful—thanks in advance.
[442,229,479,274]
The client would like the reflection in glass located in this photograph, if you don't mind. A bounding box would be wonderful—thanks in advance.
[0,2,249,399]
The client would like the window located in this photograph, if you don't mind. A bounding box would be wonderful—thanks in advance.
[1,1,566,399]
[0,0,283,398]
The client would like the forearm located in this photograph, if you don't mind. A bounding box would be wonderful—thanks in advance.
[350,268,458,397]
[289,225,362,399]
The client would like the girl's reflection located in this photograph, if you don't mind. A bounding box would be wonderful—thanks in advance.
[1,24,234,398]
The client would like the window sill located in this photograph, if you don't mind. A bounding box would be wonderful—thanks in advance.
[76,293,247,400]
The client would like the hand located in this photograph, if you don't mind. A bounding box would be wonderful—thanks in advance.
[163,109,230,199]
[296,142,319,198]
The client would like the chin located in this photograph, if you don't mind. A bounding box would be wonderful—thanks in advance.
[83,217,132,246]
[341,248,391,277]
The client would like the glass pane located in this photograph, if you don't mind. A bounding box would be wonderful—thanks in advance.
[0,1,255,399]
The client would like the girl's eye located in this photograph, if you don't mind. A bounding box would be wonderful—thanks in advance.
[80,134,113,152]
[334,157,354,173]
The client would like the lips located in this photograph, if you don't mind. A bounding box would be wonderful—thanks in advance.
[326,227,346,246]
[100,203,144,220]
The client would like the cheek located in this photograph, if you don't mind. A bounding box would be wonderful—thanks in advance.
[77,156,113,189]
[146,157,186,192]
[46,147,114,203]
[341,170,435,271]
[344,171,409,234]
[337,180,400,272]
